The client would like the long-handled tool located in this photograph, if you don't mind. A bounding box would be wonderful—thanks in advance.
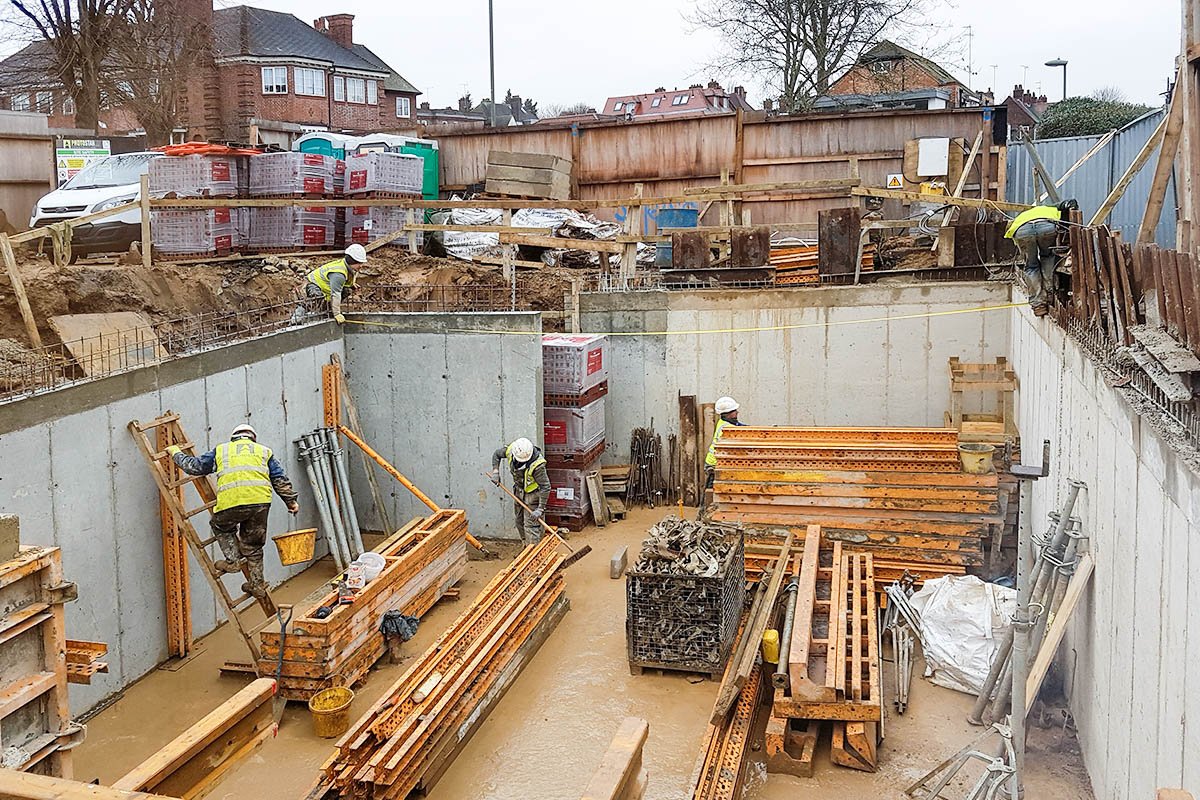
[272,604,293,723]
[484,472,592,566]
[338,425,494,558]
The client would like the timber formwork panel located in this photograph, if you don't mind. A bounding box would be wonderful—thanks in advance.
[712,427,1002,581]
[0,542,83,779]
[259,510,467,701]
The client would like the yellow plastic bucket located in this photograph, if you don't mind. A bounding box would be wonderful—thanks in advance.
[308,686,354,739]
[272,528,317,566]
[958,443,996,475]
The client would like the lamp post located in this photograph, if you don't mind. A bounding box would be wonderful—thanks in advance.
[1045,58,1068,100]
[488,0,496,127]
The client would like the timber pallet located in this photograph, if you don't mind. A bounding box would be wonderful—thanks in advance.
[543,380,609,408]
[628,661,723,681]
[546,510,590,532]
[345,190,422,200]
[546,438,606,468]
[128,412,275,671]
[251,245,334,254]
[156,248,235,261]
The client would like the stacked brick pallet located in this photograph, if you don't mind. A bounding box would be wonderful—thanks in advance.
[248,152,340,251]
[711,426,1003,583]
[541,334,609,531]
[149,154,241,256]
[344,151,424,249]
[258,510,468,701]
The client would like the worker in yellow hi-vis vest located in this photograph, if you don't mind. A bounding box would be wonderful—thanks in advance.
[292,244,368,324]
[489,437,551,544]
[167,424,299,601]
[705,396,745,490]
[1004,199,1077,316]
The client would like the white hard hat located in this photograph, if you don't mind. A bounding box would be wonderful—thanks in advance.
[344,243,368,264]
[509,437,535,462]
[231,424,257,440]
[715,396,739,414]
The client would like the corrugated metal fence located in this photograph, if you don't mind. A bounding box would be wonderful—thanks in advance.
[1006,109,1175,246]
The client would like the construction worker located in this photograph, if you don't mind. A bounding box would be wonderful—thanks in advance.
[1005,199,1078,316]
[166,424,299,602]
[488,437,550,545]
[294,243,368,324]
[705,396,745,489]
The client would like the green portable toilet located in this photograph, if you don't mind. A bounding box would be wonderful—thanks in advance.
[398,141,439,200]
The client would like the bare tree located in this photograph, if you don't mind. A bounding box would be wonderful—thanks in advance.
[6,0,131,128]
[690,0,935,111]
[1091,85,1128,103]
[543,102,597,117]
[105,0,211,145]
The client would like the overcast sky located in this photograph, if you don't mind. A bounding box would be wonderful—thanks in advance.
[217,0,1179,110]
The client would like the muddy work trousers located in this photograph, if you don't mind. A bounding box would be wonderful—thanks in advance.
[513,488,549,545]
[210,503,270,597]
[290,282,328,323]
[1013,220,1060,311]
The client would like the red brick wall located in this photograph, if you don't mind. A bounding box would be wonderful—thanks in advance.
[829,61,963,104]
[380,91,418,128]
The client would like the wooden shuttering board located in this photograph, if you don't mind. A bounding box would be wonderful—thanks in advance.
[691,662,765,800]
[713,426,1000,579]
[485,150,573,200]
[259,510,468,700]
[773,550,881,727]
[47,312,169,376]
[580,717,649,800]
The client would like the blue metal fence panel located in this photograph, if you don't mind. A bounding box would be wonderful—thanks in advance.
[1006,109,1175,247]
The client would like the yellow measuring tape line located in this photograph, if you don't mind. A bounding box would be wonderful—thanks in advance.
[343,301,1025,337]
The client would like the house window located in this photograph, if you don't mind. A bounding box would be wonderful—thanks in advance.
[651,97,662,108]
[367,80,378,105]
[295,67,326,97]
[613,101,624,112]
[62,95,75,115]
[672,94,688,106]
[869,60,894,75]
[35,92,52,113]
[261,66,288,95]
[11,94,29,112]
[346,77,366,104]
[333,76,345,101]
[396,96,411,118]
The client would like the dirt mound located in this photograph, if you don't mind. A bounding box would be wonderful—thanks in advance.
[0,248,581,348]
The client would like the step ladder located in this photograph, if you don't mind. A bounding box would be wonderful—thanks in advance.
[129,412,277,671]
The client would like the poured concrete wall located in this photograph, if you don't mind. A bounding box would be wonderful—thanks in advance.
[343,313,543,540]
[581,281,1013,462]
[0,323,343,714]
[1011,308,1200,799]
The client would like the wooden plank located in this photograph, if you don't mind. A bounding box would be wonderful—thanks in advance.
[1044,129,1115,203]
[140,174,151,269]
[0,672,57,720]
[487,150,572,173]
[678,395,699,507]
[0,233,41,349]
[1176,250,1200,348]
[404,224,552,234]
[47,313,168,377]
[1020,134,1062,204]
[585,472,608,528]
[1090,114,1169,226]
[112,678,277,798]
[485,177,570,201]
[498,233,621,254]
[1139,69,1185,243]
[0,771,178,799]
[1162,245,1186,339]
[851,186,1029,212]
[1024,553,1095,714]
[579,717,648,800]
[682,178,860,196]
[818,207,859,277]
[787,525,826,700]
[484,164,571,185]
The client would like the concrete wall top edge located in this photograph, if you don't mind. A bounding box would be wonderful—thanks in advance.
[345,311,542,334]
[0,322,342,436]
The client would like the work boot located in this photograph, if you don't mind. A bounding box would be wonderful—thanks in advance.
[213,528,244,573]
[214,559,245,574]
[241,553,268,600]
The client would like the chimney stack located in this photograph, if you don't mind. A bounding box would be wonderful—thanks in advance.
[508,93,522,121]
[458,95,471,112]
[315,14,355,49]
[707,79,720,89]
[763,98,773,112]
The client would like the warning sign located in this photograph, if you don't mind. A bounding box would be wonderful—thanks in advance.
[886,174,904,189]
[55,138,110,185]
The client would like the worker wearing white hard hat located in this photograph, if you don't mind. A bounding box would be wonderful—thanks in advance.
[705,396,745,489]
[166,423,299,604]
[489,437,551,544]
[295,244,368,325]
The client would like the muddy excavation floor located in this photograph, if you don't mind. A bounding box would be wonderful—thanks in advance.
[74,507,1094,799]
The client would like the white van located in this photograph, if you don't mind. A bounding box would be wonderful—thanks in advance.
[30,151,162,258]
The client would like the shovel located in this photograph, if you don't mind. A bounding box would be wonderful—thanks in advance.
[484,472,592,567]
[272,604,293,724]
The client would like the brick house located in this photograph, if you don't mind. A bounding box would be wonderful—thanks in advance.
[822,40,986,110]
[600,81,753,120]
[0,2,420,146]
[1003,85,1049,137]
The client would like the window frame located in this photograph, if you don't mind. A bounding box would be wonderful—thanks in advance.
[294,67,326,97]
[333,75,345,102]
[367,80,378,105]
[34,91,52,113]
[672,94,688,106]
[261,66,288,95]
[62,95,75,115]
[346,77,366,104]
[651,97,662,108]
[612,101,624,112]
[396,96,411,118]
[11,94,30,112]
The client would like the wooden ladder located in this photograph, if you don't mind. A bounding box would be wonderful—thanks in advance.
[128,412,275,670]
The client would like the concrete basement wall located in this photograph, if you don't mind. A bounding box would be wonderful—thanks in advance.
[343,313,543,540]
[0,323,344,715]
[580,281,1014,462]
[1011,307,1200,799]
